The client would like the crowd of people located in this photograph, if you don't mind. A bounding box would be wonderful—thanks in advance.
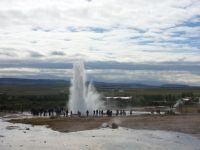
[30,108,133,117]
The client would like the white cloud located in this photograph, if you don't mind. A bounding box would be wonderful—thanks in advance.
[0,67,200,86]
[0,0,199,84]
[87,69,200,85]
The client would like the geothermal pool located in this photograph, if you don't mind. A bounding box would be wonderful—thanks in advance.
[0,117,200,150]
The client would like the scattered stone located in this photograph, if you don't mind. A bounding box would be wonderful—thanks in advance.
[25,127,30,130]
[44,141,47,143]
[6,126,20,130]
[101,123,109,128]
[64,130,69,133]
[111,123,118,129]
[50,116,56,119]
[0,135,4,138]
[92,136,95,137]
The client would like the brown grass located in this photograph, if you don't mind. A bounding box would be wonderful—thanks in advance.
[10,117,112,132]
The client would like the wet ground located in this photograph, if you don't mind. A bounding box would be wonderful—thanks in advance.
[1,116,200,150]
[8,113,200,139]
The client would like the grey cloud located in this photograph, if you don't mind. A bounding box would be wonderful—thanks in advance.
[0,0,199,85]
[0,10,27,27]
[51,51,65,56]
[90,37,103,41]
[0,48,18,57]
[1,67,199,86]
[0,59,72,69]
[32,27,52,32]
[86,61,200,72]
[29,51,44,58]
[88,69,200,86]
[0,59,199,73]
[89,47,101,52]
[67,26,111,33]
[30,41,38,44]
[0,52,17,57]
[127,27,147,33]
[0,47,17,51]
[63,39,71,41]
[0,59,200,86]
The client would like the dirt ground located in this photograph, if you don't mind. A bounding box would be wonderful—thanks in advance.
[120,115,200,138]
[8,114,200,138]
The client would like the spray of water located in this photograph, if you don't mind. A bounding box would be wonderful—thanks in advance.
[68,62,103,114]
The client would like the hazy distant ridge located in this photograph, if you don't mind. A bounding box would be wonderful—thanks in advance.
[0,78,196,88]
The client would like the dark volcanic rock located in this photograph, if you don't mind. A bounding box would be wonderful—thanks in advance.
[111,123,118,129]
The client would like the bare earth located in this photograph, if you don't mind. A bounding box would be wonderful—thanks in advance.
[9,114,200,138]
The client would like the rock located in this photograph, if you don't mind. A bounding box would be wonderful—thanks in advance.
[6,126,19,130]
[111,123,118,129]
[101,123,109,128]
[25,127,30,130]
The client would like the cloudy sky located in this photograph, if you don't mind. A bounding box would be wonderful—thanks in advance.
[0,0,200,85]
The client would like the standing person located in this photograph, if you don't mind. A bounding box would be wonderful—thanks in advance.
[93,110,95,117]
[86,110,89,117]
[78,110,81,117]
[130,109,132,116]
[116,109,119,116]
[70,111,73,117]
[106,110,109,116]
[66,110,68,117]
[96,110,98,117]
[120,110,122,116]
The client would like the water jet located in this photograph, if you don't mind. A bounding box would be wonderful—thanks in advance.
[68,62,103,114]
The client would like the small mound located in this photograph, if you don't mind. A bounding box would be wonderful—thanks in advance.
[101,122,119,129]
[111,123,118,129]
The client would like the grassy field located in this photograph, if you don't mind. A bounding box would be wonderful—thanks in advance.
[101,87,200,96]
[0,84,69,96]
[0,84,200,111]
[0,85,69,111]
[1,83,200,97]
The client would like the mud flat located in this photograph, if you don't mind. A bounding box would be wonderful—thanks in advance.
[8,114,200,138]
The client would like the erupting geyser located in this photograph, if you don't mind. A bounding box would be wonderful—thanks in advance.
[68,62,103,114]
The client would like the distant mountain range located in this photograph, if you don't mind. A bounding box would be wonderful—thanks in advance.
[0,78,69,86]
[0,78,198,88]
